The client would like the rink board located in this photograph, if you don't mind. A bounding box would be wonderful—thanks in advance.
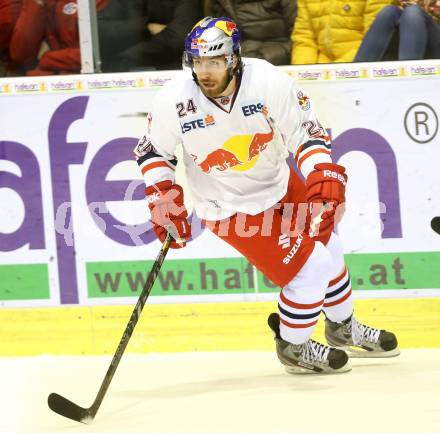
[1,297,439,355]
[1,59,440,307]
[1,61,440,356]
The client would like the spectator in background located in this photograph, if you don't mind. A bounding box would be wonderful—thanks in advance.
[291,0,393,65]
[113,0,203,71]
[355,1,440,61]
[9,0,152,75]
[9,0,113,76]
[0,0,21,76]
[205,0,297,65]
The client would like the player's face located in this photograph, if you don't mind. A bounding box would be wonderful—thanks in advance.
[193,55,235,97]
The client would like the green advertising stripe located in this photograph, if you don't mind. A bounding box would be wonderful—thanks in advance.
[0,263,50,300]
[87,257,256,298]
[345,251,440,290]
[87,251,440,297]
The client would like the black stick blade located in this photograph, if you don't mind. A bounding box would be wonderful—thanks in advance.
[431,217,440,235]
[48,393,94,424]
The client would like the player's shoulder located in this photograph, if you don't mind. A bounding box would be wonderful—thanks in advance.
[153,71,198,107]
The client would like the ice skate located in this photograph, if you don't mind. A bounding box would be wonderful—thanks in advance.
[325,315,400,358]
[267,313,350,374]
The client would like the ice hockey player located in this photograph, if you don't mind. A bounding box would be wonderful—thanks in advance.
[134,16,400,374]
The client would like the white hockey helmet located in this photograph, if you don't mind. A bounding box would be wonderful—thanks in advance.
[183,16,241,70]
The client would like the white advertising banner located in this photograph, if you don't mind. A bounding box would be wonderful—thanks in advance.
[0,60,439,307]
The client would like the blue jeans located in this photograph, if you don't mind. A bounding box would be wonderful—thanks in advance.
[355,5,440,61]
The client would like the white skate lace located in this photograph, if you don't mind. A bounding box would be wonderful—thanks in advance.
[350,317,380,345]
[301,340,330,364]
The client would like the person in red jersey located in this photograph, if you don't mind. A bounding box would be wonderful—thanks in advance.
[134,17,400,374]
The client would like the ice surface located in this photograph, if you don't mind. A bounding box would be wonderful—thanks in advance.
[1,350,439,433]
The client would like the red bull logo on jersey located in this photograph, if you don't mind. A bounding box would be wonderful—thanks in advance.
[181,114,216,133]
[192,122,275,173]
[247,125,274,159]
[192,149,242,173]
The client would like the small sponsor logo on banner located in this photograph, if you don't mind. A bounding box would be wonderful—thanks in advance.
[14,82,47,93]
[87,78,142,90]
[297,70,325,81]
[148,77,173,87]
[87,79,113,90]
[335,68,366,79]
[111,78,140,89]
[50,80,84,91]
[372,67,399,78]
[410,65,438,76]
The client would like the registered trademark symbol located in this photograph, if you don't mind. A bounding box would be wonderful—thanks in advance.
[404,103,438,143]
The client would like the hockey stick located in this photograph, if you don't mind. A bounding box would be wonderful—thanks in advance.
[118,111,148,118]
[309,202,331,238]
[48,231,173,424]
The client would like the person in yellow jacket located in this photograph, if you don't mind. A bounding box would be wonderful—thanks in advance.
[291,0,394,64]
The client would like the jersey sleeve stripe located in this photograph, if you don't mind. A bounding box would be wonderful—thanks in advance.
[297,148,331,171]
[142,168,175,188]
[141,161,175,175]
[139,156,176,172]
[295,139,331,159]
[136,152,177,167]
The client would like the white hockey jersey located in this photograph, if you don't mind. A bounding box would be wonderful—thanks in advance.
[134,58,332,220]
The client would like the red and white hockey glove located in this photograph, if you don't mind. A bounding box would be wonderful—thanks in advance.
[305,162,347,235]
[146,180,191,249]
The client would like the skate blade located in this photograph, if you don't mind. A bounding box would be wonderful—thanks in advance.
[284,363,352,375]
[339,346,400,358]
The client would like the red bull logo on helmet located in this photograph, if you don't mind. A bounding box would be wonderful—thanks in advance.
[191,38,208,50]
[215,20,237,36]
